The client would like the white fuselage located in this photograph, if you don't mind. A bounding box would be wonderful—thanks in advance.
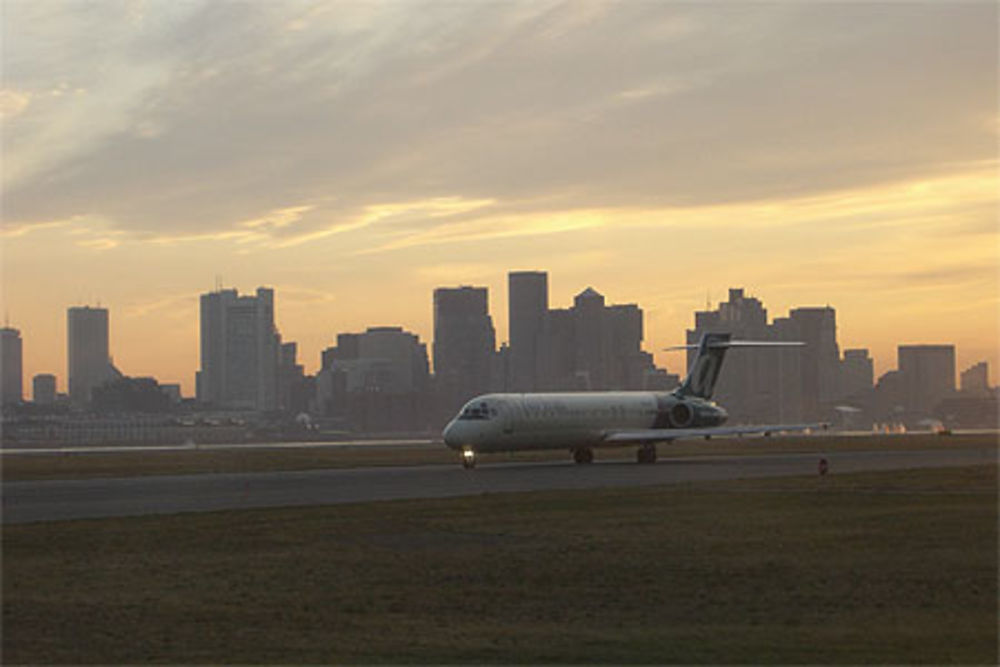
[442,391,725,453]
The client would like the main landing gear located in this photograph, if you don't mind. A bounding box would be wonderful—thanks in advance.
[461,447,477,469]
[572,447,594,464]
[636,443,657,464]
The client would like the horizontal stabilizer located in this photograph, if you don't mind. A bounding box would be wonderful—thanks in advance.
[664,340,805,351]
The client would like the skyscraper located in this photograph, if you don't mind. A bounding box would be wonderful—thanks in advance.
[572,287,608,390]
[538,287,656,391]
[508,271,548,391]
[898,345,955,416]
[433,286,496,408]
[1,327,23,405]
[788,307,840,421]
[197,287,280,411]
[68,307,120,406]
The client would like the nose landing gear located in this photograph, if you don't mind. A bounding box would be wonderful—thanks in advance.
[572,447,594,464]
[461,447,477,469]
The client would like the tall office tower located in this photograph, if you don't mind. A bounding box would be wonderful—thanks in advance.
[788,307,840,421]
[840,349,874,402]
[770,315,804,423]
[33,374,57,405]
[197,287,280,411]
[606,304,646,389]
[1,327,23,405]
[536,288,654,392]
[433,286,496,408]
[572,287,608,390]
[960,361,989,396]
[508,271,548,391]
[68,307,121,406]
[898,345,955,416]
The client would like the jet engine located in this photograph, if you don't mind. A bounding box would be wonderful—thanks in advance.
[668,401,695,428]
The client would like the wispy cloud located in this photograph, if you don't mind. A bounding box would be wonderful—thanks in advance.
[3,2,994,241]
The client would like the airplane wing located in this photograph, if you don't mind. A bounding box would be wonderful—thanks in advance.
[603,422,828,443]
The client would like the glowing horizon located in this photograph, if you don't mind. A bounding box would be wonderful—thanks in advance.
[2,1,997,397]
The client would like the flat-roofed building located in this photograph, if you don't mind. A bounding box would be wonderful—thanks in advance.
[68,307,121,407]
[434,286,495,410]
[508,271,548,392]
[197,287,280,411]
[898,344,955,417]
[32,373,57,405]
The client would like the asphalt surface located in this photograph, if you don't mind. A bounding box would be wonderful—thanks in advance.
[3,446,995,524]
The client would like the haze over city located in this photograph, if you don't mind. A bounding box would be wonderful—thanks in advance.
[2,1,997,396]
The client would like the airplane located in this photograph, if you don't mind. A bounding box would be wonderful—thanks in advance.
[442,332,826,468]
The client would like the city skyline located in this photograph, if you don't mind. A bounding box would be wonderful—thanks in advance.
[2,2,997,394]
[1,277,991,401]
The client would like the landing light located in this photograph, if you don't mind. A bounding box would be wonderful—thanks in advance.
[462,448,475,460]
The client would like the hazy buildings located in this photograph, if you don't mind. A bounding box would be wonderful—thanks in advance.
[960,361,990,396]
[278,341,310,414]
[197,287,280,411]
[942,361,997,428]
[687,289,793,422]
[508,271,548,392]
[433,286,496,407]
[898,345,955,417]
[788,307,841,419]
[68,307,121,407]
[92,377,171,413]
[686,290,843,423]
[1,327,23,405]
[316,326,431,432]
[537,285,661,391]
[841,349,874,401]
[32,373,57,405]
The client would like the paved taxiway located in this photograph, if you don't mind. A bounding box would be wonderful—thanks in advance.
[4,446,995,524]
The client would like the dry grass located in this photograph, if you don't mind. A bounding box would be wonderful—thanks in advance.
[4,464,996,664]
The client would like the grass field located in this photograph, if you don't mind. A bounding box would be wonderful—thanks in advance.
[4,464,996,664]
[3,432,992,481]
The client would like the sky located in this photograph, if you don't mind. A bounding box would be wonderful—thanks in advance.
[1,0,997,398]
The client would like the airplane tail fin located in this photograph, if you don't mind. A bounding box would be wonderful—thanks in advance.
[668,333,803,400]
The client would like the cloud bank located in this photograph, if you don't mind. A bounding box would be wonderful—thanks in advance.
[3,1,995,250]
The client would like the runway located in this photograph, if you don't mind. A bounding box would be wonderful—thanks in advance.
[1,438,438,455]
[3,446,995,524]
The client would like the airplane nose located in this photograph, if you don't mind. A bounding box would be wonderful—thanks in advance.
[443,420,461,448]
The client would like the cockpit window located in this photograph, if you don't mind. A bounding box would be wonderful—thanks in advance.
[458,401,493,420]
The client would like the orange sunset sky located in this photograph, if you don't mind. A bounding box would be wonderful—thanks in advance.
[2,1,997,397]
